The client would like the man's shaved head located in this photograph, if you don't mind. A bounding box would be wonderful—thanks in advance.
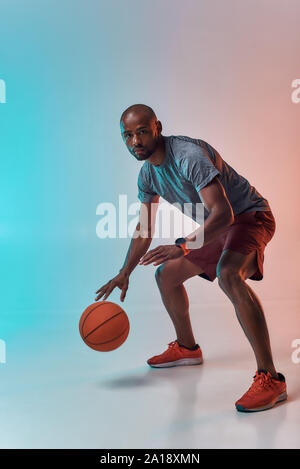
[120,103,164,164]
[120,104,157,126]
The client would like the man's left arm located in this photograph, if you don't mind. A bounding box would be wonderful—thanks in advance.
[185,176,234,250]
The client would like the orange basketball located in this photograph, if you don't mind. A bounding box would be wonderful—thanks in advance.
[79,301,130,352]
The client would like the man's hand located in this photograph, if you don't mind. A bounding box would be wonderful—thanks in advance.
[95,270,130,303]
[138,244,183,266]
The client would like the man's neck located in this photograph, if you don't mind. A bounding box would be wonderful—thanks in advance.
[147,135,166,167]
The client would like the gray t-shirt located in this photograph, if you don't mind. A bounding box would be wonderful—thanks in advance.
[137,135,271,223]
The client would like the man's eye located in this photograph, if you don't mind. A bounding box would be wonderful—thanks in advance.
[125,130,146,139]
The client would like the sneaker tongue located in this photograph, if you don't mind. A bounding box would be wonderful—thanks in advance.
[257,369,268,375]
[253,370,269,380]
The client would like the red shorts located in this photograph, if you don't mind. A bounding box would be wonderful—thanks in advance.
[184,210,276,282]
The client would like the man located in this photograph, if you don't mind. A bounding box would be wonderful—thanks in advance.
[95,104,287,413]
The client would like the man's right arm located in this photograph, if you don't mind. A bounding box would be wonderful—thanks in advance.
[119,195,160,276]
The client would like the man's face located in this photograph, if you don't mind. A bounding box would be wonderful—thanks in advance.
[120,112,161,162]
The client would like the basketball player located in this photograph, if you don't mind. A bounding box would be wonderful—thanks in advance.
[95,104,287,413]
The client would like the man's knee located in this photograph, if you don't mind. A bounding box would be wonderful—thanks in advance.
[155,264,164,284]
[217,263,243,291]
[155,262,179,288]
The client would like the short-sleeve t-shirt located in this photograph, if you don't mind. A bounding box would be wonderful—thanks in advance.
[137,135,271,223]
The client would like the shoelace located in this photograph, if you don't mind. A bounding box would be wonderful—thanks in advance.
[247,372,273,395]
[158,341,178,357]
[167,341,178,348]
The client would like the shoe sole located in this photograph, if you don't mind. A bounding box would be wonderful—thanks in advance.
[236,391,287,413]
[147,357,203,368]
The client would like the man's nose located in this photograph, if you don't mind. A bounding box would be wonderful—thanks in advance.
[132,134,142,146]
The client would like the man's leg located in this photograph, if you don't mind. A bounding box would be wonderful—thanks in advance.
[216,248,278,377]
[155,257,205,349]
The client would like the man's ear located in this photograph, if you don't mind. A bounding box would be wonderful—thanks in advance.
[156,120,162,134]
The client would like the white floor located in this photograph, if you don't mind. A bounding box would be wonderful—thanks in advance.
[0,298,299,449]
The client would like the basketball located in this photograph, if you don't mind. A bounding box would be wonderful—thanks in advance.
[79,301,130,352]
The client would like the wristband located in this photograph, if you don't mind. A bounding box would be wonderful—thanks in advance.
[175,237,191,256]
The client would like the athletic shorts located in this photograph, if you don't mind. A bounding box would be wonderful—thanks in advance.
[184,210,276,282]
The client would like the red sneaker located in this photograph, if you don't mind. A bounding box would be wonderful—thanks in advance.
[235,371,287,412]
[147,340,203,368]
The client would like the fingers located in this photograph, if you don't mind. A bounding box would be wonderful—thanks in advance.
[95,282,114,301]
[95,289,106,301]
[95,282,110,294]
[140,251,165,265]
[120,285,128,302]
[140,246,161,262]
[139,247,163,264]
[95,285,108,300]
[120,277,129,302]
[102,285,115,301]
[95,274,129,303]
[152,256,168,266]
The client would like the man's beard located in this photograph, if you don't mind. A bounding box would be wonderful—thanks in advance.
[134,136,160,161]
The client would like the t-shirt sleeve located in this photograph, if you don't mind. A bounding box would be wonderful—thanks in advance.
[179,143,221,192]
[137,169,158,203]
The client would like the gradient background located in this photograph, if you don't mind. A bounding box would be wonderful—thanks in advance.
[0,0,299,449]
